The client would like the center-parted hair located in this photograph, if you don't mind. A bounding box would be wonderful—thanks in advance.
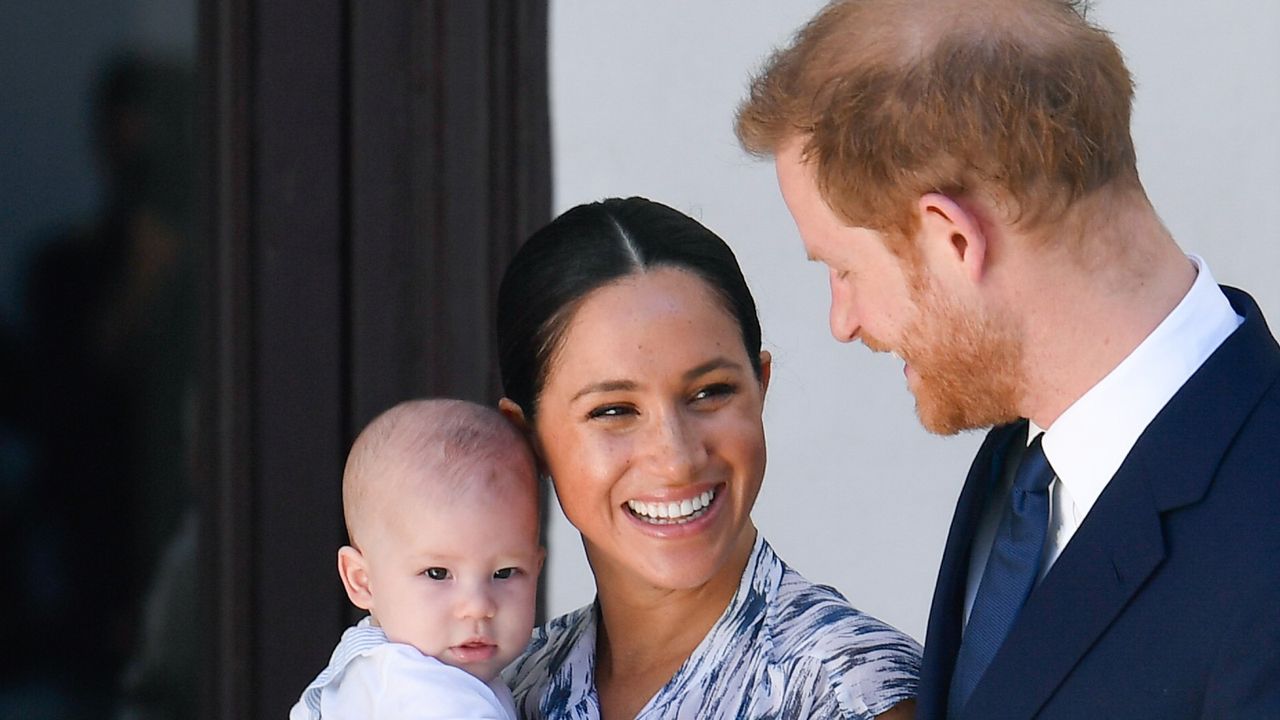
[496,197,762,420]
[736,0,1139,246]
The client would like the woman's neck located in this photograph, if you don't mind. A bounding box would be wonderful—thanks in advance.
[589,529,756,718]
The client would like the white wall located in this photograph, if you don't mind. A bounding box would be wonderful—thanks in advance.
[547,0,1280,642]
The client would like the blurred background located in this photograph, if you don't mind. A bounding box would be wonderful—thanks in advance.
[2,1,1276,718]
[2,1,549,717]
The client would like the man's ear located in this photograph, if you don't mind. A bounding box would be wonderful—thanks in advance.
[338,545,374,611]
[917,192,989,284]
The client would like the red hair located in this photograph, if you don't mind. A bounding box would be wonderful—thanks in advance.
[737,0,1141,250]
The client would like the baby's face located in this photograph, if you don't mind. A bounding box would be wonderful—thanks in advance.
[364,464,542,682]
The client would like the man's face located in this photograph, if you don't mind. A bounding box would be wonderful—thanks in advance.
[774,142,1024,434]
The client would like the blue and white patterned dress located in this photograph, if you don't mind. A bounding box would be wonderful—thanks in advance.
[504,535,921,719]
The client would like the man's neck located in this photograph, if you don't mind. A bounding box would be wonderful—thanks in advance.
[1012,217,1196,429]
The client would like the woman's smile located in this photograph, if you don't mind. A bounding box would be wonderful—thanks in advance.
[625,483,720,525]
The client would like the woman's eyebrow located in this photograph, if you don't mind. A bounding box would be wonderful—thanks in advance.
[569,358,744,402]
[683,357,744,382]
[571,379,637,402]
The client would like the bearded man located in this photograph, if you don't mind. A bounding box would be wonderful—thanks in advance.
[737,1,1280,718]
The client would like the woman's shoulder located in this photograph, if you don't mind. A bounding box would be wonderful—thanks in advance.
[502,603,596,700]
[763,555,922,704]
[768,559,923,659]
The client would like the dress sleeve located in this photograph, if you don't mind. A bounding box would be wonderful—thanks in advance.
[780,654,915,720]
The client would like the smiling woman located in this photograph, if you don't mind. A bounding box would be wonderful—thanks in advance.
[495,197,921,719]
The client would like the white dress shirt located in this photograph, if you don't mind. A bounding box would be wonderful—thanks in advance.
[963,255,1242,624]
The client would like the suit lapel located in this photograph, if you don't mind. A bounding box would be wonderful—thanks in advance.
[917,421,1024,719]
[961,287,1280,719]
[960,454,1165,719]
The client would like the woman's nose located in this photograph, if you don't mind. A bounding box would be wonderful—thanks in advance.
[644,409,707,481]
[828,269,860,343]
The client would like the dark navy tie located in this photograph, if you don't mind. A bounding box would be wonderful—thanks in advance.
[948,431,1056,717]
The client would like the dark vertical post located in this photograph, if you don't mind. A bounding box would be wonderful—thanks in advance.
[199,0,254,716]
[202,0,352,715]
[250,0,351,714]
[348,0,551,419]
[203,0,550,715]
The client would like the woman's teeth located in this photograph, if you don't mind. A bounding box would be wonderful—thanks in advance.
[626,489,716,525]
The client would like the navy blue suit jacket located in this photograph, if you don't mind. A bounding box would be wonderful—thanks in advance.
[917,287,1280,719]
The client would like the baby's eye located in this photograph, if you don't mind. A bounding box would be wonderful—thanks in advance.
[424,567,449,580]
[493,567,519,580]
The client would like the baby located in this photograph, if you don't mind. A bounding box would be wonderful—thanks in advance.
[290,399,544,719]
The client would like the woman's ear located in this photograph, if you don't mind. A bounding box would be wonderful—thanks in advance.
[498,397,528,431]
[500,396,548,467]
[338,545,374,611]
[758,350,773,397]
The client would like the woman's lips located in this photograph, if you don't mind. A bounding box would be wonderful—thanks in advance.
[621,482,726,536]
[625,484,721,525]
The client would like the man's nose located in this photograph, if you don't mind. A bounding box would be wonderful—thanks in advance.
[828,269,859,343]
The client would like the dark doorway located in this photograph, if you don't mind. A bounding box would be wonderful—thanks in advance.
[200,0,551,716]
[1,1,549,717]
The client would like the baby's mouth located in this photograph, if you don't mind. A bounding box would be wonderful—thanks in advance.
[450,639,497,662]
[624,486,719,525]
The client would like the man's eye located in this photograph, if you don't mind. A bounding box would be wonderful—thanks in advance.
[424,567,449,580]
[493,567,519,580]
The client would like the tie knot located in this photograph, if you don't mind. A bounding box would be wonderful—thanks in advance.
[1015,433,1056,495]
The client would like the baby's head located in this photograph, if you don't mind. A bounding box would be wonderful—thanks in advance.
[337,398,543,682]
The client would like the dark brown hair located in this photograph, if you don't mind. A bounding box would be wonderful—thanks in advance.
[496,197,762,421]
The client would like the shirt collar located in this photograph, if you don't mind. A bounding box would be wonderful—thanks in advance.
[1037,255,1242,517]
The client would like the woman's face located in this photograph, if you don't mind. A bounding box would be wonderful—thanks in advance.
[529,267,770,593]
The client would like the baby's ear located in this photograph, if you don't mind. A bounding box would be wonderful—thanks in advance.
[337,545,374,611]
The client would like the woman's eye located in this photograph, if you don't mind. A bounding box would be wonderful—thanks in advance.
[493,567,519,580]
[424,567,449,580]
[691,383,735,403]
[588,404,634,420]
